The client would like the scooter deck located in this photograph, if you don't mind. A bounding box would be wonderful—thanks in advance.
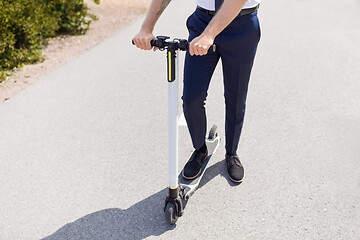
[178,137,220,200]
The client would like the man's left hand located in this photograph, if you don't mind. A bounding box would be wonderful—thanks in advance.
[189,34,214,56]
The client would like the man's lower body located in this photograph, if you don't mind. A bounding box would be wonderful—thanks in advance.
[181,7,261,182]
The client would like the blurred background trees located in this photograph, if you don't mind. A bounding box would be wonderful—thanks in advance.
[0,0,99,82]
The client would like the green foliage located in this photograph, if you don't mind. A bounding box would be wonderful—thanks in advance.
[0,0,98,82]
[53,0,91,35]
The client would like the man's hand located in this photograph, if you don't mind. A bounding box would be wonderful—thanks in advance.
[133,30,156,50]
[133,0,172,51]
[188,0,247,56]
[189,34,214,56]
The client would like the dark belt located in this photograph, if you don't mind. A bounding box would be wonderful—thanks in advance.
[197,4,259,16]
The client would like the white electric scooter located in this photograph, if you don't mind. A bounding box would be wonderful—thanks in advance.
[133,36,220,224]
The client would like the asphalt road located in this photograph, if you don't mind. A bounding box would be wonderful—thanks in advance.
[0,0,359,239]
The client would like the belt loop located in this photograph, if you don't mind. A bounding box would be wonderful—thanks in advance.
[215,0,223,11]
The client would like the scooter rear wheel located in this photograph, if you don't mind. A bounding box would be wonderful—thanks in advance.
[208,125,218,140]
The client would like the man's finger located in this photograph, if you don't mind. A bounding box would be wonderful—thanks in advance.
[138,40,145,50]
[200,45,208,55]
[189,44,194,56]
[145,41,151,50]
[133,38,140,48]
[141,40,148,50]
[197,46,204,56]
[146,38,155,50]
[191,42,199,56]
[201,47,207,55]
[194,45,203,56]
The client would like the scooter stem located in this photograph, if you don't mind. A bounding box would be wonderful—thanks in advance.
[168,48,179,189]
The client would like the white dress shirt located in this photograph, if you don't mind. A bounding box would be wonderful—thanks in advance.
[196,0,261,11]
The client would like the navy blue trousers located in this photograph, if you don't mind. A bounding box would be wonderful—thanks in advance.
[182,8,261,154]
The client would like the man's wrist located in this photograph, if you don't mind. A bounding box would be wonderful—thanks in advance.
[200,31,216,41]
[140,24,154,33]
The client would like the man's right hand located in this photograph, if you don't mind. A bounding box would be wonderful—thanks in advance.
[133,30,156,51]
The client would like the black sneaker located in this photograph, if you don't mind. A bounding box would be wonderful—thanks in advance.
[225,153,244,183]
[182,149,208,180]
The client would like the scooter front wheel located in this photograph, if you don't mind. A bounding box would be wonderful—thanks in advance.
[165,202,178,224]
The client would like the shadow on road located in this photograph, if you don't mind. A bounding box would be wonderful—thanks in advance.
[199,159,242,188]
[42,188,175,240]
[42,159,238,240]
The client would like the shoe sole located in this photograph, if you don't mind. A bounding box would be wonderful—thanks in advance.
[227,170,245,183]
[182,169,201,180]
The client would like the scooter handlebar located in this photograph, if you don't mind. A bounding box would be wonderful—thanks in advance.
[132,37,189,51]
